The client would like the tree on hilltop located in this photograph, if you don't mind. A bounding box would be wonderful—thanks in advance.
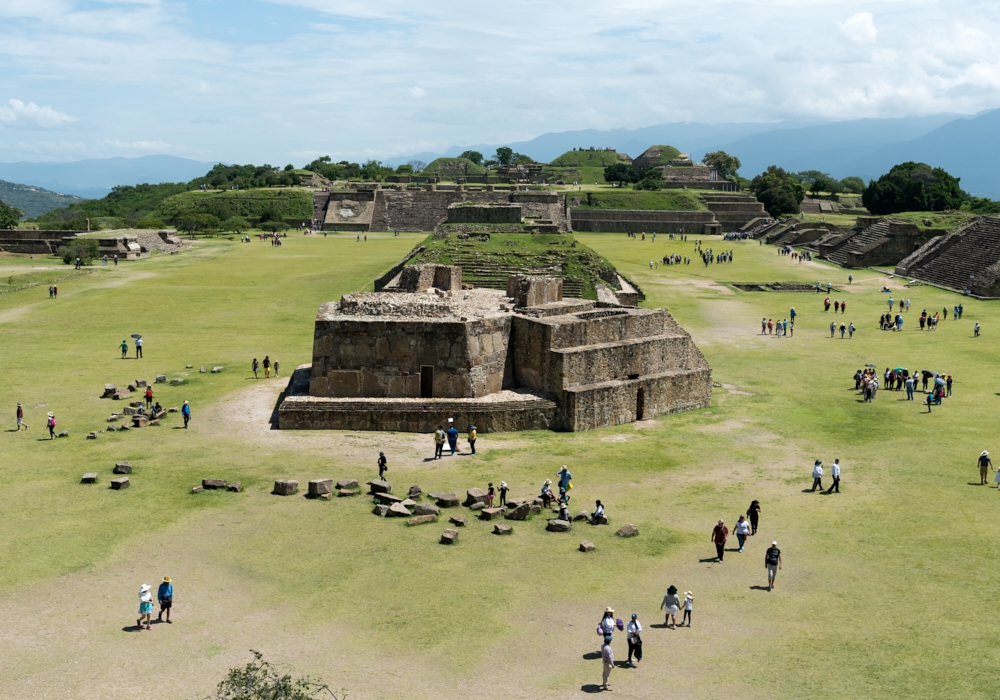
[703,151,741,182]
[494,147,514,166]
[840,176,865,194]
[603,163,635,187]
[862,162,966,215]
[750,166,805,217]
[407,160,426,173]
[459,150,483,166]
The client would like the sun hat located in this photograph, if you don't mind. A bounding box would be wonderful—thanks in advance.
[140,584,151,592]
[183,400,189,404]
[163,576,171,582]
[544,479,551,485]
[717,519,723,524]
[685,591,693,597]
[983,451,989,456]
[47,412,53,417]
[604,607,614,614]
[500,481,506,487]
[772,541,778,545]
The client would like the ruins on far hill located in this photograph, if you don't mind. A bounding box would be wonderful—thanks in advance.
[278,265,712,433]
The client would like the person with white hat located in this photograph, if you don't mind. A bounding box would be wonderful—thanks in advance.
[498,481,509,507]
[811,460,824,492]
[979,451,992,485]
[15,403,26,431]
[137,584,154,630]
[682,591,694,627]
[765,542,782,589]
[46,412,56,439]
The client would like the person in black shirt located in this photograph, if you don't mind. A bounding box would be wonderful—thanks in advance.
[765,542,782,589]
[746,500,761,535]
[377,452,387,481]
[978,451,992,485]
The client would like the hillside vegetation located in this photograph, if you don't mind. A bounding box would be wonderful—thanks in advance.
[635,144,682,165]
[573,189,707,211]
[154,189,312,223]
[421,157,486,178]
[549,149,629,168]
[0,180,84,220]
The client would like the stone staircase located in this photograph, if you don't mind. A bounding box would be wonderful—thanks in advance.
[699,193,768,231]
[903,217,1000,295]
[824,220,892,266]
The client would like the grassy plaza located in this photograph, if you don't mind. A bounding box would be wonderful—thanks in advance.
[1,232,998,699]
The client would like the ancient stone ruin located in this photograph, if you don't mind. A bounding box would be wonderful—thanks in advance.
[279,264,711,433]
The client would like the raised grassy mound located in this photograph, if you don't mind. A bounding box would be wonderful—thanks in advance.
[421,158,487,179]
[154,188,312,222]
[632,144,682,170]
[549,149,631,168]
[572,190,707,211]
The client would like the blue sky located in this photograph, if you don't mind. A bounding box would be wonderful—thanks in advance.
[1,0,998,165]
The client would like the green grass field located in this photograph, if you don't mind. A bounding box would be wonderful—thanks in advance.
[1,234,999,699]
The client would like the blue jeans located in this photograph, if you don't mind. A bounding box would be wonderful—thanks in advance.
[737,534,746,550]
[906,388,914,400]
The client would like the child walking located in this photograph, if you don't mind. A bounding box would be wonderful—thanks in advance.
[682,591,693,627]
[486,482,495,508]
[377,452,388,481]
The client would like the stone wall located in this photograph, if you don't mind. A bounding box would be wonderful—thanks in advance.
[570,209,717,233]
[322,191,376,231]
[506,275,563,307]
[447,204,522,224]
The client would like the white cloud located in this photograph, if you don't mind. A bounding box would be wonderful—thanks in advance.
[0,99,78,128]
[409,86,426,98]
[839,12,878,44]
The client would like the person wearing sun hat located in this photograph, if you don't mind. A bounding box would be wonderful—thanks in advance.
[978,451,992,485]
[137,584,154,630]
[157,577,174,623]
[682,591,694,627]
[181,400,191,428]
[46,412,56,439]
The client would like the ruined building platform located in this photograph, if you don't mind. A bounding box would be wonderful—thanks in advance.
[278,266,712,433]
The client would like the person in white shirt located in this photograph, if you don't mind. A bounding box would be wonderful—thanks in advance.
[735,515,751,552]
[626,613,642,666]
[811,460,824,492]
[828,459,841,493]
[682,591,694,627]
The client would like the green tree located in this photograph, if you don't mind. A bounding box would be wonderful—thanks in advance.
[750,166,805,217]
[603,163,634,187]
[61,238,99,265]
[0,200,24,228]
[222,216,250,234]
[702,151,741,181]
[208,650,339,700]
[177,213,221,236]
[136,215,166,229]
[494,147,514,166]
[395,164,414,175]
[258,220,287,232]
[512,153,534,165]
[459,150,483,166]
[862,162,967,215]
[840,176,865,194]
[633,168,665,191]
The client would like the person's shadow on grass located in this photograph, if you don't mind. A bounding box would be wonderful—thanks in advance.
[698,557,719,563]
[648,622,672,629]
[121,624,143,632]
[581,652,602,660]
[580,684,604,694]
[749,585,771,591]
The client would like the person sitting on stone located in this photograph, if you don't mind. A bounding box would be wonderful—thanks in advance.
[558,502,570,521]
[559,487,571,508]
[136,404,145,415]
[153,402,163,416]
[591,500,605,525]
[540,479,554,506]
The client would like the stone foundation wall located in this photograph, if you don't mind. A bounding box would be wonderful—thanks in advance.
[363,190,568,232]
[447,204,522,224]
[506,275,563,307]
[570,209,717,233]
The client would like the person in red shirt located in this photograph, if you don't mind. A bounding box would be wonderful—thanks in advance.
[712,520,729,562]
[144,386,153,408]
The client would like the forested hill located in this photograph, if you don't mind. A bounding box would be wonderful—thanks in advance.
[0,179,84,219]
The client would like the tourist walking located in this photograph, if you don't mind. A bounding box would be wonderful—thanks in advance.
[252,358,259,378]
[273,360,280,378]
[626,614,642,666]
[499,481,508,507]
[377,452,387,481]
[946,375,953,397]
[434,426,446,459]
[811,460,824,491]
[848,274,853,284]
[661,585,681,627]
[262,356,271,378]
[682,591,694,627]
[975,323,981,337]
[467,424,477,454]
[905,375,915,400]
[135,336,143,359]
[711,520,728,562]
[558,465,572,492]
[979,451,992,485]
[181,400,191,428]
[601,635,614,691]
[747,500,761,535]
[120,339,129,359]
[765,542,782,589]
[848,322,855,338]
[16,403,26,431]
[137,584,154,630]
[144,386,153,408]
[46,411,56,439]
[735,515,750,552]
[446,421,459,455]
[828,459,841,493]
[157,577,173,623]
[830,321,835,337]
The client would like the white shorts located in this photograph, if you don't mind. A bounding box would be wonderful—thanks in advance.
[667,606,678,616]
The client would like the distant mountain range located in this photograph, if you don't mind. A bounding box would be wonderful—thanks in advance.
[386,110,1000,198]
[0,155,217,200]
[0,179,84,219]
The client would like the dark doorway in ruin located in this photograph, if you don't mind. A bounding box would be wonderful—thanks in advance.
[636,387,645,420]
[420,366,434,398]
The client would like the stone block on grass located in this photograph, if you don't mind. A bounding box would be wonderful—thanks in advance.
[127,383,137,392]
[400,498,417,508]
[387,502,412,517]
[111,477,130,490]
[81,473,98,484]
[464,487,488,507]
[546,519,572,532]
[102,384,116,398]
[373,504,390,517]
[580,541,596,552]
[616,524,638,537]
[493,524,513,535]
[114,462,132,474]
[308,478,333,496]
[199,367,206,373]
[574,511,590,522]
[408,485,422,500]
[57,431,69,438]
[155,375,166,383]
[170,378,185,386]
[593,515,609,525]
[368,479,391,494]
[87,432,97,440]
[113,390,130,400]
[505,503,531,520]
[227,482,242,492]
[336,479,359,490]
[407,514,437,526]
[202,479,228,490]
[272,479,298,496]
[434,493,460,508]
[191,485,203,493]
[479,507,505,521]
[135,379,147,388]
[211,366,224,373]
[440,528,459,544]
[413,503,440,517]
[132,415,148,428]
[372,492,403,505]
[529,504,542,515]
[338,488,359,497]
[123,406,138,416]
[449,515,466,527]
[469,502,485,512]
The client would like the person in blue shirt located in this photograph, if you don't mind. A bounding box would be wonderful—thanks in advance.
[157,576,174,623]
[446,422,459,455]
[181,400,191,428]
[557,465,572,491]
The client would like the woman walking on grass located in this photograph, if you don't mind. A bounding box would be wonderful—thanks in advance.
[46,412,56,439]
[252,358,259,379]
[137,584,153,630]
[735,515,750,552]
[661,586,681,628]
[747,500,761,535]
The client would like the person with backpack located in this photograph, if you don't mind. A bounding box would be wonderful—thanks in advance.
[46,412,56,439]
[144,386,153,408]
[181,401,191,428]
[765,542,782,589]
[446,421,459,455]
[433,426,446,459]
[16,403,26,431]
[979,451,992,486]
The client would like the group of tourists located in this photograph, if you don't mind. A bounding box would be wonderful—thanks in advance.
[135,576,174,631]
[700,248,733,266]
[659,254,690,265]
[823,297,846,313]
[810,459,842,493]
[251,356,278,379]
[432,419,474,458]
[761,317,793,337]
[47,285,59,298]
[723,231,754,240]
[829,320,857,338]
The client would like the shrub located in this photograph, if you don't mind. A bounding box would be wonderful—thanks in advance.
[62,238,100,265]
[207,650,340,700]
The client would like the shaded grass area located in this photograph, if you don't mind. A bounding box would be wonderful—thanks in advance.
[573,189,707,211]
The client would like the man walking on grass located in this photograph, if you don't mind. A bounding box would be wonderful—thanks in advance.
[434,426,446,459]
[811,460,824,491]
[16,403,26,430]
[601,635,614,691]
[765,542,782,589]
[979,451,992,485]
[712,520,728,562]
[827,459,841,493]
[157,577,173,623]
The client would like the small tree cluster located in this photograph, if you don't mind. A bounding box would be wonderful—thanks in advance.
[749,166,805,217]
[702,151,741,182]
[208,651,341,700]
[61,238,100,265]
[0,200,24,228]
[862,162,967,215]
